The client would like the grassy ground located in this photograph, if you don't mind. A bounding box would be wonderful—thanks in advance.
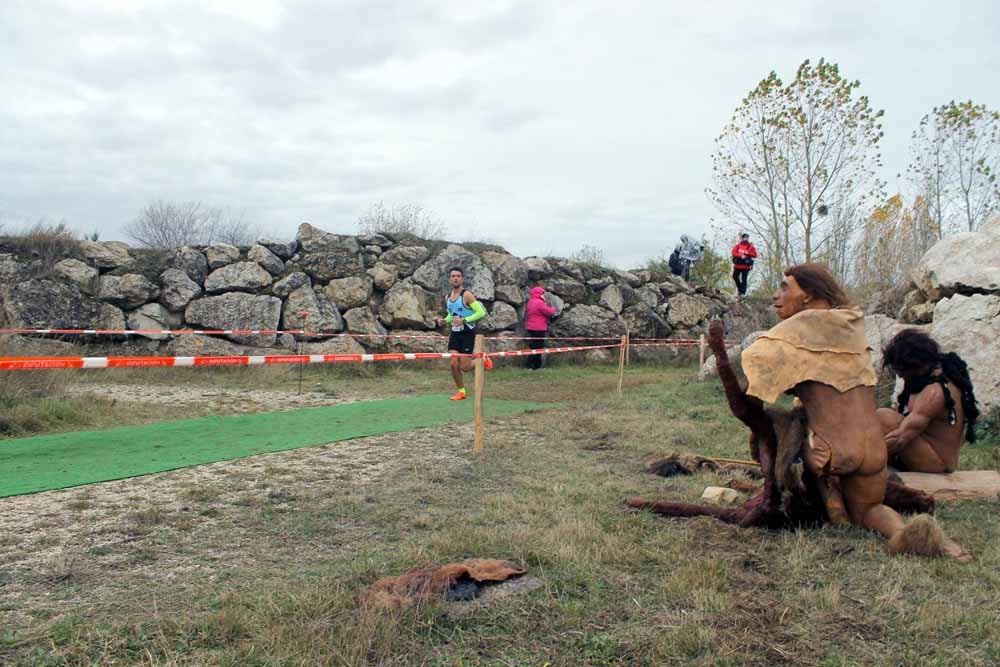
[1,363,999,666]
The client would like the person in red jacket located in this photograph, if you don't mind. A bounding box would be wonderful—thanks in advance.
[524,286,557,370]
[731,233,758,296]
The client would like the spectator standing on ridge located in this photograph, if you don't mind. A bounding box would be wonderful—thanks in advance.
[435,267,492,400]
[730,233,757,296]
[523,286,557,370]
[669,235,704,282]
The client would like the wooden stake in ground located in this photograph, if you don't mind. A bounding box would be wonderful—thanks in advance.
[472,334,486,454]
[617,334,627,395]
[624,324,630,367]
[698,333,706,369]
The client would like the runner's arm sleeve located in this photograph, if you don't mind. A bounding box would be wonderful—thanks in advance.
[463,300,487,324]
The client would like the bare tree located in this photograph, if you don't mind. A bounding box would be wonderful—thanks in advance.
[709,59,885,287]
[852,194,938,298]
[908,100,1000,234]
[357,201,447,239]
[124,200,259,248]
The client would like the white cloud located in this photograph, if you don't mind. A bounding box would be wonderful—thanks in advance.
[1,0,998,267]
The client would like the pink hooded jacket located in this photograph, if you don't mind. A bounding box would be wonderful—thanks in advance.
[525,286,557,331]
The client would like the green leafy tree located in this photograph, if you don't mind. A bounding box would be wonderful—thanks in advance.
[907,100,1000,234]
[689,241,731,291]
[708,59,885,288]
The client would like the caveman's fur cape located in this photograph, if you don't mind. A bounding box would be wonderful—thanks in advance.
[742,308,877,403]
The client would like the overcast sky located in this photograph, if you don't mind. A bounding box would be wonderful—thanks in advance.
[2,1,999,268]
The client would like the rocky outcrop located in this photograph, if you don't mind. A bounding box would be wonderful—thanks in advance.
[0,279,125,331]
[206,244,240,270]
[912,227,1000,300]
[343,306,388,346]
[367,263,398,291]
[272,272,311,299]
[294,223,363,281]
[126,303,182,340]
[551,304,626,339]
[932,294,1000,412]
[247,244,285,276]
[380,281,438,329]
[667,293,713,328]
[281,285,344,335]
[380,245,430,277]
[184,292,282,346]
[204,262,273,294]
[79,240,134,270]
[97,274,160,309]
[159,269,202,312]
[52,258,98,295]
[324,276,373,311]
[166,246,208,284]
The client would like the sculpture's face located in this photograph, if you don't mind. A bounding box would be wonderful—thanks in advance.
[772,275,811,320]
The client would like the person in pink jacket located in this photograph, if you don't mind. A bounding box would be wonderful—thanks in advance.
[524,286,557,370]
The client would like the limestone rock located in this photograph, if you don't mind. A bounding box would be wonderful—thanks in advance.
[550,304,625,339]
[79,240,134,270]
[97,273,160,309]
[282,286,344,335]
[258,238,298,260]
[126,303,181,340]
[552,260,585,283]
[621,303,665,339]
[379,245,430,277]
[636,286,661,309]
[412,245,495,301]
[165,246,208,284]
[587,276,613,291]
[344,306,388,346]
[657,276,689,297]
[204,261,273,294]
[545,277,587,303]
[667,293,713,327]
[159,268,202,312]
[247,244,285,276]
[324,276,373,311]
[184,292,282,346]
[699,331,764,381]
[485,302,519,331]
[912,229,1000,299]
[295,223,364,281]
[386,329,448,353]
[599,285,624,314]
[931,294,1000,412]
[52,258,98,294]
[358,233,393,248]
[897,289,928,322]
[301,337,366,356]
[615,270,643,288]
[272,272,311,299]
[380,281,438,329]
[905,302,935,325]
[205,244,240,270]
[545,292,565,317]
[0,253,22,283]
[164,334,284,357]
[494,284,524,306]
[701,486,741,504]
[367,263,398,291]
[481,251,528,285]
[1,279,123,330]
[524,257,553,280]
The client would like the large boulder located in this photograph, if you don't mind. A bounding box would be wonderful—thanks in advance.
[126,303,182,340]
[481,251,528,285]
[358,233,393,248]
[159,268,202,312]
[97,273,160,309]
[205,244,240,270]
[184,292,282,346]
[282,286,344,335]
[386,329,449,354]
[272,272,311,299]
[412,245,495,301]
[52,258,98,294]
[295,223,364,281]
[164,334,285,357]
[79,240,134,271]
[380,245,430,277]
[258,238,298,261]
[165,246,208,284]
[0,279,125,330]
[494,284,524,306]
[636,286,661,309]
[367,262,398,291]
[667,293,713,328]
[550,304,625,339]
[301,337,367,356]
[204,261,274,294]
[621,303,665,339]
[614,270,643,288]
[545,277,587,303]
[247,244,285,276]
[931,294,1000,412]
[598,285,624,314]
[324,276,373,311]
[657,276,690,297]
[912,229,1000,300]
[524,257,553,280]
[485,302,519,331]
[343,306,388,346]
[380,281,438,329]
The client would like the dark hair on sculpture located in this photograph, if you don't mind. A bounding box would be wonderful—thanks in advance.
[448,266,463,276]
[884,329,980,443]
[784,263,851,308]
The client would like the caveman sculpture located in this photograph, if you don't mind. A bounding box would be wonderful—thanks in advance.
[628,263,970,561]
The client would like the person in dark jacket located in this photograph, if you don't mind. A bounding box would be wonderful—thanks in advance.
[731,233,758,296]
[523,286,557,370]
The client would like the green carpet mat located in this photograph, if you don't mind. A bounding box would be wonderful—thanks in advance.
[0,396,545,498]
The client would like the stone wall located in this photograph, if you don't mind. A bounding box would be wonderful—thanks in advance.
[0,223,766,359]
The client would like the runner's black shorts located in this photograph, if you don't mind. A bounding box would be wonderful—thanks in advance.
[448,327,475,354]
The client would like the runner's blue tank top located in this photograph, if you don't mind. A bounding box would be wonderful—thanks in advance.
[447,291,475,331]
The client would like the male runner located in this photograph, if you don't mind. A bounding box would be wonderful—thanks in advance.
[435,267,492,400]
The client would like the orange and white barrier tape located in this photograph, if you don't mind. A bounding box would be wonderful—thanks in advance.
[0,342,626,371]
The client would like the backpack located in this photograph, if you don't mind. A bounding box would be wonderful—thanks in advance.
[668,249,681,274]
